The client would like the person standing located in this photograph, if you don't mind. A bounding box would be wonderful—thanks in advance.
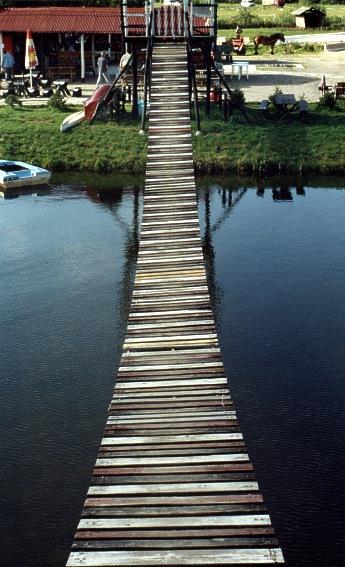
[235,25,243,39]
[96,51,110,88]
[2,50,15,80]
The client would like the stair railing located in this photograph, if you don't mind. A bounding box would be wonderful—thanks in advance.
[185,12,201,134]
[140,12,153,133]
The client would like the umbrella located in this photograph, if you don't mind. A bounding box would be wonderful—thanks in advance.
[25,29,38,88]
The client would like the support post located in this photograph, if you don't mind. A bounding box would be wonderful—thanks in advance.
[132,46,138,117]
[0,32,3,68]
[80,33,85,82]
[123,1,128,53]
[91,34,96,74]
[108,34,111,58]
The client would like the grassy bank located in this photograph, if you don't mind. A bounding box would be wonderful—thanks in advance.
[1,103,345,174]
[0,106,147,173]
[192,103,345,174]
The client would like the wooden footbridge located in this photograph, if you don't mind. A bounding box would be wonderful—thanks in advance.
[66,38,284,566]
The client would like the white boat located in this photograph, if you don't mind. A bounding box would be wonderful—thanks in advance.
[60,109,85,133]
[0,160,51,190]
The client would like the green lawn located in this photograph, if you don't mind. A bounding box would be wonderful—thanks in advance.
[1,102,345,174]
[218,2,345,33]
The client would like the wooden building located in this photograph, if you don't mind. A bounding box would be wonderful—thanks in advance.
[0,6,129,80]
[292,7,325,29]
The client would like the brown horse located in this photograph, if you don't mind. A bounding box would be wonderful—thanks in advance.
[254,33,285,55]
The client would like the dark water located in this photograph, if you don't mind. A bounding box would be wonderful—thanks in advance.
[0,174,344,567]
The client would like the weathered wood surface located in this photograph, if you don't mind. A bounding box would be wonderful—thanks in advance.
[66,42,284,566]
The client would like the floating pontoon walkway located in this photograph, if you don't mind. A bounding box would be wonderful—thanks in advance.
[66,42,284,566]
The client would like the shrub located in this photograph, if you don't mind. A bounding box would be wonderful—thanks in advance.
[318,92,337,110]
[95,157,110,173]
[324,16,343,29]
[237,7,256,27]
[47,91,67,110]
[268,86,283,105]
[231,88,246,107]
[4,94,22,108]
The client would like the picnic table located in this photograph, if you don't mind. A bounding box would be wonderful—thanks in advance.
[13,79,30,97]
[259,94,308,120]
[273,94,298,117]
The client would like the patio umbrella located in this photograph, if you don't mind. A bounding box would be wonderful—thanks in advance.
[25,29,38,88]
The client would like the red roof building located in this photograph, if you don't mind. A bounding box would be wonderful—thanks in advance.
[0,7,124,34]
[0,7,136,79]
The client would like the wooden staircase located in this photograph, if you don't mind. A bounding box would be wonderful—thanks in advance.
[66,41,284,567]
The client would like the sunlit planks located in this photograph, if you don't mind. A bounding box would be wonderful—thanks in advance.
[66,41,284,567]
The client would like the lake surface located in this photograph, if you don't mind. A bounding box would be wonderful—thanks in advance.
[0,174,344,567]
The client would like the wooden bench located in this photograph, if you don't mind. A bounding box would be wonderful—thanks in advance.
[47,66,78,81]
[258,99,270,120]
[298,100,308,112]
[298,99,308,120]
[259,99,269,111]
[333,82,345,99]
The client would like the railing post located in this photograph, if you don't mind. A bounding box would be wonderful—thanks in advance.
[140,14,153,134]
[213,1,218,51]
[132,47,138,117]
[122,0,128,52]
[145,1,148,37]
[186,12,201,134]
[190,3,193,36]
[205,46,211,117]
[184,0,189,38]
[151,0,155,36]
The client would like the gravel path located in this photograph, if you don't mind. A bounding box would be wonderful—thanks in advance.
[224,51,345,102]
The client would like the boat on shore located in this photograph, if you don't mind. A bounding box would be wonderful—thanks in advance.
[60,84,112,133]
[60,110,85,133]
[0,160,51,190]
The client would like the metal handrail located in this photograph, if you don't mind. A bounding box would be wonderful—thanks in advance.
[140,12,153,132]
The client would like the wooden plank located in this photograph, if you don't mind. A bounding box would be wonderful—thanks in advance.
[92,464,254,476]
[72,537,279,550]
[84,494,264,507]
[67,548,284,565]
[101,433,243,446]
[77,515,271,530]
[82,503,265,517]
[87,481,258,496]
[95,454,249,467]
[107,411,234,420]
